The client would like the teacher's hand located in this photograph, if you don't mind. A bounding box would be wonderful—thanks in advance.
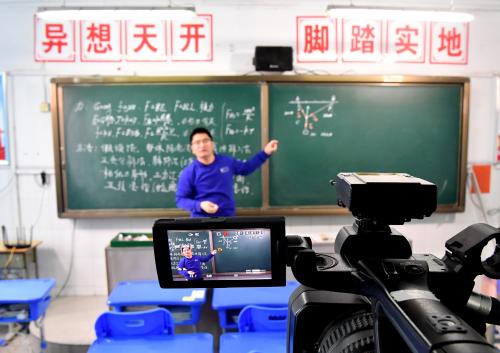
[200,201,219,214]
[264,140,279,155]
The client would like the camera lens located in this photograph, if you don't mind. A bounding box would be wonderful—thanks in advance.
[317,311,374,353]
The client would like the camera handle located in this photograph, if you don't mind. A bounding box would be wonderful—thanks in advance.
[443,223,500,280]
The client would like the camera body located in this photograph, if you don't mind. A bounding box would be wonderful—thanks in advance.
[153,172,500,353]
[287,173,500,353]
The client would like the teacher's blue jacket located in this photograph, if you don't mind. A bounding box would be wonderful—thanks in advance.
[176,151,269,217]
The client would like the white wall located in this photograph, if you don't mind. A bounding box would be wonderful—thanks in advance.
[1,0,500,295]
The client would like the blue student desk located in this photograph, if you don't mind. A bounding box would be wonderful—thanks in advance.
[107,281,207,326]
[0,278,56,349]
[220,331,286,353]
[212,281,299,329]
[88,333,213,353]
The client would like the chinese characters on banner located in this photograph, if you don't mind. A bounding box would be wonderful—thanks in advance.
[35,15,213,62]
[125,20,167,62]
[429,22,468,64]
[171,16,213,61]
[387,20,426,63]
[342,19,383,62]
[81,20,122,62]
[297,16,468,64]
[35,20,76,62]
[296,17,338,62]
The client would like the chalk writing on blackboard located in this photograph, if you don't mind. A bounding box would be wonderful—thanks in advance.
[282,96,339,136]
[213,229,266,250]
[70,98,259,196]
[212,228,271,274]
[54,82,266,214]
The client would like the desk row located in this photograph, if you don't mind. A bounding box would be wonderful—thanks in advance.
[107,280,300,329]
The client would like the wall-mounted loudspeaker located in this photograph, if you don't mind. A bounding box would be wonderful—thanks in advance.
[253,46,293,72]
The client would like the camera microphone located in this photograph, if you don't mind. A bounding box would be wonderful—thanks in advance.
[466,291,500,325]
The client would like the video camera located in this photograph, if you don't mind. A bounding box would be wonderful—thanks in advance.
[153,172,500,353]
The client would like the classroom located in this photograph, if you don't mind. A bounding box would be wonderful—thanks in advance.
[1,0,500,352]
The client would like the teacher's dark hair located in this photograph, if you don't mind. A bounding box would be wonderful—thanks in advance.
[180,244,192,254]
[190,127,213,143]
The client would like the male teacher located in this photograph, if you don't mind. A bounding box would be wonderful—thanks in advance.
[176,126,279,217]
[177,244,217,281]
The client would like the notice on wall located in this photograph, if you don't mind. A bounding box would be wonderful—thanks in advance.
[0,73,8,165]
[497,76,500,164]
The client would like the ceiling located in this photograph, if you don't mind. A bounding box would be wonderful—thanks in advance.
[2,0,500,12]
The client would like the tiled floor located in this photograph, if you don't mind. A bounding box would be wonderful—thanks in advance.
[0,330,39,353]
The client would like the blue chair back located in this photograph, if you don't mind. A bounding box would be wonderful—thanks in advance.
[94,308,175,338]
[237,305,288,332]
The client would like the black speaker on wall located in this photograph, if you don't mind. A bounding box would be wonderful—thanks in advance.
[253,46,293,72]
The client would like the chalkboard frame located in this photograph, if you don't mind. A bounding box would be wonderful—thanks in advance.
[51,76,469,218]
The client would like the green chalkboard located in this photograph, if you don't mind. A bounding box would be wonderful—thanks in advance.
[52,76,468,217]
[268,82,466,209]
[212,229,271,273]
[167,230,213,276]
[54,79,263,217]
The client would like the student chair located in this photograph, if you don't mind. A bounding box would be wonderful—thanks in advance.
[237,305,288,332]
[94,307,175,338]
[88,308,213,353]
[220,305,288,353]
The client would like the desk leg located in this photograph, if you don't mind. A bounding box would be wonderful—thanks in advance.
[34,248,39,279]
[34,315,47,353]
